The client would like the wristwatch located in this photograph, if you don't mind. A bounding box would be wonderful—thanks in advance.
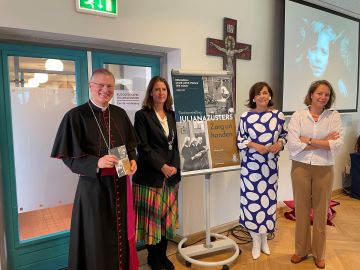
[307,138,312,145]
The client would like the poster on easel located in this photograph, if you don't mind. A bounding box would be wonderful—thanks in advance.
[171,70,240,176]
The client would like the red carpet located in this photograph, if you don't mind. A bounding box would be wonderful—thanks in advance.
[283,200,340,226]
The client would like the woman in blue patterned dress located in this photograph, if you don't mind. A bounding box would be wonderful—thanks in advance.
[237,82,287,260]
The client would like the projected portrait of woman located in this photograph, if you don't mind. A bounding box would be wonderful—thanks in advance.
[306,21,349,96]
[306,22,336,78]
[283,0,359,113]
[295,19,352,98]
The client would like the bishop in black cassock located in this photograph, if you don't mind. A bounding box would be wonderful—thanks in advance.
[51,68,139,270]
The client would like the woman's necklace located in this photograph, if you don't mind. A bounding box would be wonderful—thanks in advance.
[309,106,323,122]
[168,130,174,151]
[311,112,319,121]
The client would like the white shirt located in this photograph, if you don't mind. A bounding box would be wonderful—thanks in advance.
[155,111,169,137]
[287,108,343,165]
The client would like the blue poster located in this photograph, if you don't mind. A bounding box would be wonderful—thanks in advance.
[172,75,206,122]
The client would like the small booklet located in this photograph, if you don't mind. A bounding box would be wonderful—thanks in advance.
[108,145,130,178]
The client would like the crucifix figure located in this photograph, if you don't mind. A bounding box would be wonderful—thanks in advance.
[207,17,252,110]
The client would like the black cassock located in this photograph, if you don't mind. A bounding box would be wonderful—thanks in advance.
[51,100,138,270]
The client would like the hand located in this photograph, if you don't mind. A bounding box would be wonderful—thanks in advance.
[323,131,340,141]
[128,160,137,176]
[97,154,118,169]
[256,144,269,155]
[169,167,177,178]
[268,141,282,154]
[161,164,177,179]
[299,136,315,150]
[197,150,203,156]
[299,136,309,144]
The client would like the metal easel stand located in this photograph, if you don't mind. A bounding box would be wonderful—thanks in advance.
[178,174,240,269]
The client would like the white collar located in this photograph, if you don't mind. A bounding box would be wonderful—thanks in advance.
[90,99,109,111]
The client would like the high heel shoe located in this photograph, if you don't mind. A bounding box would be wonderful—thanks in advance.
[260,233,270,255]
[249,232,261,260]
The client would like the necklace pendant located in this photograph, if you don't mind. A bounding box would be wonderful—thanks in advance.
[169,144,172,151]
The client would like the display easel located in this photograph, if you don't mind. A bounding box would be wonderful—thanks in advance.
[178,174,240,269]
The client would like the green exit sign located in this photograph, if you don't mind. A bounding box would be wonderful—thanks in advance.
[76,0,118,17]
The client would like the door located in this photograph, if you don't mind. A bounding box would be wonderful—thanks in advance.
[0,46,161,269]
[92,51,160,122]
[91,51,160,249]
[0,43,88,270]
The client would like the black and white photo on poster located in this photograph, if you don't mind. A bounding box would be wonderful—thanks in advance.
[203,76,234,116]
[177,120,211,172]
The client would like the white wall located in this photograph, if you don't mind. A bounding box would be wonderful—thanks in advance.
[0,0,359,268]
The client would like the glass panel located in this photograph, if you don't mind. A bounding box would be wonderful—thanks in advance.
[105,64,152,122]
[8,56,78,241]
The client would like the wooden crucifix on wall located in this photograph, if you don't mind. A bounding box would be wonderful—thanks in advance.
[207,17,252,110]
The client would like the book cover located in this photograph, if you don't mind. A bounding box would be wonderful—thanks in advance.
[109,145,130,177]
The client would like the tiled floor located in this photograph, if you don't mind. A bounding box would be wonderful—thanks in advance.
[18,203,72,240]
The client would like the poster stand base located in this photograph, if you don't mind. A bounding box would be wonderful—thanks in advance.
[178,174,240,268]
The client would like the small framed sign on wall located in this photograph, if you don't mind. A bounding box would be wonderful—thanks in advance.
[76,0,118,17]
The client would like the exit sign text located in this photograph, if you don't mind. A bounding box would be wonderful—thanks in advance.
[76,0,118,17]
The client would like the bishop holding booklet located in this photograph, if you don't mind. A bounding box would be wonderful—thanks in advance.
[51,68,139,270]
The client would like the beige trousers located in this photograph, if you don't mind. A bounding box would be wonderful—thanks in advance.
[291,160,333,260]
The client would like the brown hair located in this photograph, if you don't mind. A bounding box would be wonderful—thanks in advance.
[246,81,274,109]
[303,80,335,109]
[142,76,173,111]
[356,135,360,153]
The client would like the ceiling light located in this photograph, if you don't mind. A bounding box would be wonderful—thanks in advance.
[45,59,64,71]
[25,78,39,88]
[34,73,49,84]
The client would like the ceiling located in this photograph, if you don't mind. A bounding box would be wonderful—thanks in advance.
[8,56,75,88]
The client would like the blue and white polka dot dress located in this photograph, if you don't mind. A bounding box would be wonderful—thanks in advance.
[236,110,287,233]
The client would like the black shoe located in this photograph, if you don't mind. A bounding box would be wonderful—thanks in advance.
[147,253,163,270]
[158,237,175,270]
[147,244,163,270]
[160,256,174,270]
